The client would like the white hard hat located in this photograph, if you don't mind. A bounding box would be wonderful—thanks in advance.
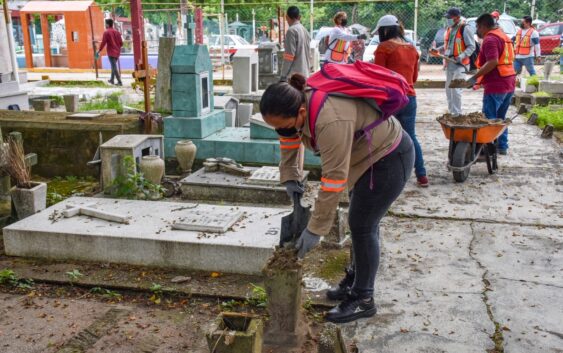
[375,15,400,32]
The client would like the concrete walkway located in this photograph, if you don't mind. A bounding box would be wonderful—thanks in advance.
[336,89,562,353]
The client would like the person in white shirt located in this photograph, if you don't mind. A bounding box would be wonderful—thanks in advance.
[323,11,367,65]
[513,15,541,76]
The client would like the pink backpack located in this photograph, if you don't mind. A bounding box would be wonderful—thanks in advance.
[306,61,410,151]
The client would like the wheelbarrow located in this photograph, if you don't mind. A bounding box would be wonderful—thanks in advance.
[437,116,513,182]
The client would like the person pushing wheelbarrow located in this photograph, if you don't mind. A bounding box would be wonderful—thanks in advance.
[455,13,516,156]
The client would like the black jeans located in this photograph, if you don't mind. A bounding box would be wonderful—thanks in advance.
[108,56,121,84]
[348,131,414,298]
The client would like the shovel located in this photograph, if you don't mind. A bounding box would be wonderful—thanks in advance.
[279,193,311,248]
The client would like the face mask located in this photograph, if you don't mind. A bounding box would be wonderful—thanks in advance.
[446,19,454,27]
[276,127,299,137]
[341,19,348,27]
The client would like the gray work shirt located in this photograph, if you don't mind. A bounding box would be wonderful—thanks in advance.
[445,22,476,60]
[281,21,311,79]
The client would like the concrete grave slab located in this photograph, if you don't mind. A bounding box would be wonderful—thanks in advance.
[181,166,309,205]
[3,197,289,275]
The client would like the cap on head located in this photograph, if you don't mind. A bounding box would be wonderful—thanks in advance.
[444,7,461,19]
[375,14,400,32]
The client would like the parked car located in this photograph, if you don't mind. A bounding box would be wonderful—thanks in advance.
[420,27,446,64]
[362,30,420,63]
[207,35,257,61]
[538,22,563,55]
[466,16,518,41]
[362,35,380,62]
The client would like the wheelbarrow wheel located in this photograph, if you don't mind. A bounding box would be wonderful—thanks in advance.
[452,142,471,182]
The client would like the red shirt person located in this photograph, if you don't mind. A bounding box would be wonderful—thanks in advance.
[97,19,123,85]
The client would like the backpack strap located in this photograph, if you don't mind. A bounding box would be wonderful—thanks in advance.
[308,89,329,151]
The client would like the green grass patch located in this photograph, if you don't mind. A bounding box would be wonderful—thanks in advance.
[317,250,350,281]
[526,75,540,87]
[532,91,550,97]
[46,80,109,88]
[47,176,98,206]
[528,106,563,130]
[79,92,124,114]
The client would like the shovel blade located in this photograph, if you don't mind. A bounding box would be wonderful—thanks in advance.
[280,213,295,247]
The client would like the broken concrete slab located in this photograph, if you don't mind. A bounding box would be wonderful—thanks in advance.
[3,197,289,275]
[180,166,309,205]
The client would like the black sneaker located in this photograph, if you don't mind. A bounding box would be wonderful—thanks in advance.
[326,267,355,301]
[116,82,123,86]
[108,80,115,85]
[325,293,377,324]
[498,149,508,155]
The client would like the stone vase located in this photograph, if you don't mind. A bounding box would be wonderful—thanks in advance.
[10,182,47,219]
[63,94,79,112]
[175,140,197,172]
[139,155,164,184]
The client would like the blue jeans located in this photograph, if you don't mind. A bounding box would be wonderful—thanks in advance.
[348,132,414,298]
[482,92,513,151]
[108,56,122,84]
[514,57,536,76]
[394,96,426,177]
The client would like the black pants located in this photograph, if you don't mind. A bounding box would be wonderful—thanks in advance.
[349,131,414,298]
[108,56,121,84]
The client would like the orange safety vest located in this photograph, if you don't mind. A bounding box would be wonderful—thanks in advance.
[327,29,351,63]
[476,28,516,77]
[514,28,535,55]
[444,24,470,65]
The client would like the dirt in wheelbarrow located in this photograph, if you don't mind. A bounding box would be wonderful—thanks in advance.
[438,112,502,126]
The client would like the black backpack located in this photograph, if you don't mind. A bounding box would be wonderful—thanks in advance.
[460,24,480,71]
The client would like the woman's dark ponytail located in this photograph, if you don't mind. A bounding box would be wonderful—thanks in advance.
[260,74,307,119]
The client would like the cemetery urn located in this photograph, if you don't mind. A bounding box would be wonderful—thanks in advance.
[10,182,47,219]
[175,140,197,172]
[139,155,165,184]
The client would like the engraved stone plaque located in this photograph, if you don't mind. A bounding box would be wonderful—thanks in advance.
[172,209,243,233]
[246,166,281,186]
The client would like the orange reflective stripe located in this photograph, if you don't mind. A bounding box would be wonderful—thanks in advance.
[279,137,301,150]
[283,53,295,61]
[321,185,346,192]
[485,28,516,77]
[320,177,347,192]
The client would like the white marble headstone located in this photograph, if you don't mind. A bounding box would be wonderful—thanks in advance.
[172,209,243,233]
[246,166,281,186]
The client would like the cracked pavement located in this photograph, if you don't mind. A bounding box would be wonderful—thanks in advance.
[335,89,562,352]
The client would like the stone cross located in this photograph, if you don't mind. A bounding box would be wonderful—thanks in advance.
[63,203,130,224]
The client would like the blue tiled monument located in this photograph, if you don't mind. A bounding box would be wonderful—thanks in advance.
[163,14,319,166]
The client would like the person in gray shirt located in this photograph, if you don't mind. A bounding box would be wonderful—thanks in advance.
[432,7,476,116]
[280,6,311,81]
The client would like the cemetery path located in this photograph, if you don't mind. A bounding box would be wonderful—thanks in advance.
[0,89,561,352]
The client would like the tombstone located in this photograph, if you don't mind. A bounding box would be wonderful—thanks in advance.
[63,94,79,112]
[0,9,28,110]
[237,103,253,127]
[257,42,282,89]
[164,12,225,144]
[99,135,164,190]
[233,49,259,95]
[214,95,239,127]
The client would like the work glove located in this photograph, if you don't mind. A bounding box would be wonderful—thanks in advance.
[284,180,304,199]
[295,228,321,258]
[357,34,367,41]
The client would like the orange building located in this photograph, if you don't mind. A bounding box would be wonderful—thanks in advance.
[19,1,104,69]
